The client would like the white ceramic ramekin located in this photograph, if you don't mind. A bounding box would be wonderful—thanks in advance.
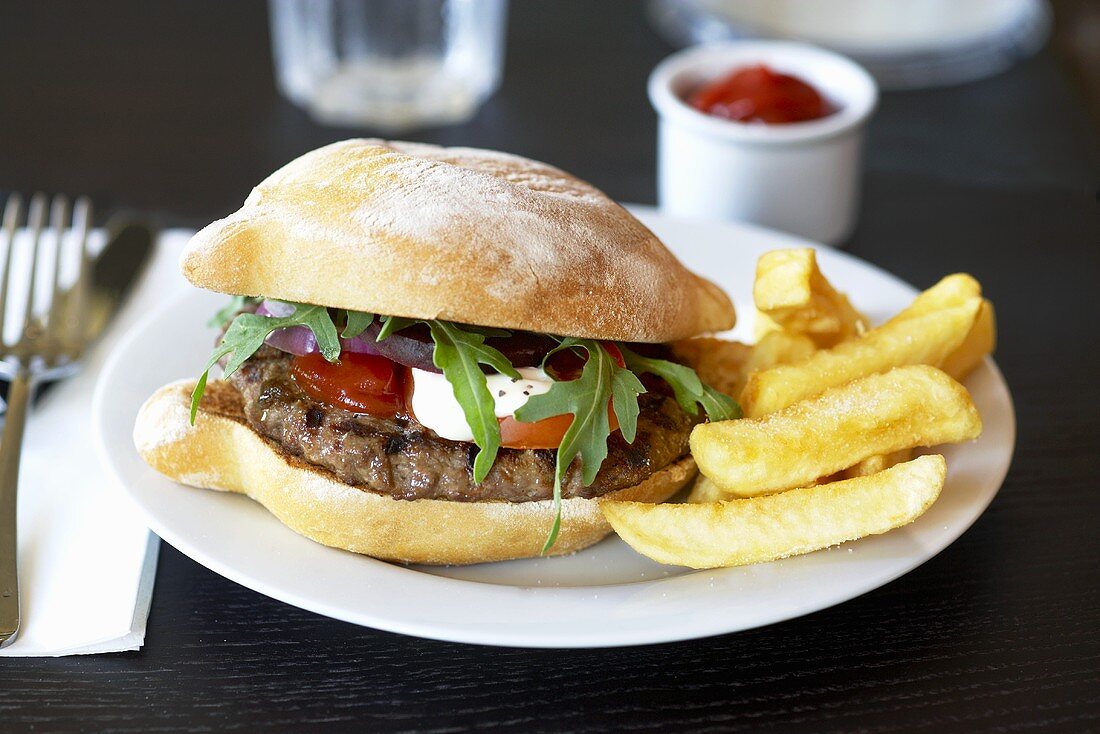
[649,41,878,246]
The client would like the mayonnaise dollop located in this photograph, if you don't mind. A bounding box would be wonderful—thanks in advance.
[409,366,554,442]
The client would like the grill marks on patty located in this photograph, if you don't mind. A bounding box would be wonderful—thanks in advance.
[227,347,698,503]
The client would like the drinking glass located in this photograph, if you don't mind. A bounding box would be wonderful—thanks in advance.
[269,0,508,130]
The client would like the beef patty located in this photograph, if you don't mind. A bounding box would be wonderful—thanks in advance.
[226,347,698,502]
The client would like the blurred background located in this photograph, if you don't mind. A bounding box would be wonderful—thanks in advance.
[2,0,1096,231]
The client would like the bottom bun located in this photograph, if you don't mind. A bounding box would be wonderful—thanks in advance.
[133,379,696,565]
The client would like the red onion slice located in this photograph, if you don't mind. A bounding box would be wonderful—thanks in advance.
[264,329,394,359]
[264,325,317,356]
[365,322,441,372]
[256,299,296,318]
[339,335,383,355]
[253,303,555,374]
[255,301,318,356]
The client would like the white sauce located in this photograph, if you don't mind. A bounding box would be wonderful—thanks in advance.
[409,366,554,441]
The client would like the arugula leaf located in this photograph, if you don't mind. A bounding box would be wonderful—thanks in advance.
[426,320,521,483]
[464,325,512,338]
[611,368,645,443]
[699,384,742,421]
[376,316,519,481]
[190,369,211,422]
[341,310,375,339]
[619,346,741,421]
[376,315,416,342]
[207,295,258,328]
[620,348,701,415]
[515,339,643,553]
[190,304,340,424]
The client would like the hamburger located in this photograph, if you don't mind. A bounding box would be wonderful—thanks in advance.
[134,139,738,565]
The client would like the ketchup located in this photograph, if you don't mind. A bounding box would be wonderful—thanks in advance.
[688,64,834,124]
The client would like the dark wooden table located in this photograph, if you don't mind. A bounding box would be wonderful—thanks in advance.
[2,2,1098,731]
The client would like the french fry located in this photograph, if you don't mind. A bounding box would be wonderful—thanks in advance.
[669,338,752,400]
[844,448,913,479]
[741,297,981,418]
[900,273,981,317]
[694,331,817,401]
[669,332,815,407]
[941,298,996,380]
[743,330,816,374]
[691,365,981,497]
[602,455,946,569]
[686,475,728,504]
[753,249,868,347]
[688,472,823,503]
[687,342,815,499]
[874,274,993,382]
[753,311,782,340]
[844,274,987,470]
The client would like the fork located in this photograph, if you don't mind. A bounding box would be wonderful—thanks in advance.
[0,193,93,649]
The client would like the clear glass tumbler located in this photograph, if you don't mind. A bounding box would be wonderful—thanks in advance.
[269,0,508,131]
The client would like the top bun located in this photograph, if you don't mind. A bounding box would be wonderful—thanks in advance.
[182,139,735,342]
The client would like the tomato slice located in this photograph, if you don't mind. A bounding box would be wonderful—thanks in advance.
[501,342,625,449]
[291,352,404,417]
[499,413,574,450]
[600,341,626,368]
[499,406,620,450]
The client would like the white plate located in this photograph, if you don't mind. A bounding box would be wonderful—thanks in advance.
[93,208,1015,648]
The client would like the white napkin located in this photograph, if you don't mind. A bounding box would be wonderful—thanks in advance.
[0,228,194,656]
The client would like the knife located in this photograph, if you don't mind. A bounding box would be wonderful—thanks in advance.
[83,216,156,345]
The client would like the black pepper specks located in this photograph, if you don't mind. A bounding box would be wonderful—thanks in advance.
[384,434,408,455]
